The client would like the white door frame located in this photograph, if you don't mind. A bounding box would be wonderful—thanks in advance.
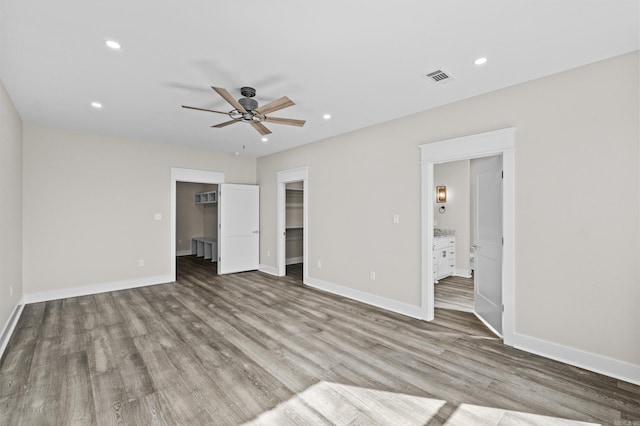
[170,167,226,281]
[420,128,515,345]
[276,167,308,279]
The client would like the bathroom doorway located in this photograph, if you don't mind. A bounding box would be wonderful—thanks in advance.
[420,128,515,344]
[433,155,503,337]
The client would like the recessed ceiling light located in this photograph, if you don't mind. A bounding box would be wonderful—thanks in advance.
[91,102,102,109]
[261,137,268,143]
[105,40,121,50]
[323,114,331,120]
[474,57,488,65]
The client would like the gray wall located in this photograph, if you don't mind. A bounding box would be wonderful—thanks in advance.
[22,125,256,294]
[0,80,23,335]
[257,52,640,367]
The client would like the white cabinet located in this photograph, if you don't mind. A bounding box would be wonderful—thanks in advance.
[195,191,217,205]
[433,236,456,282]
[191,237,217,262]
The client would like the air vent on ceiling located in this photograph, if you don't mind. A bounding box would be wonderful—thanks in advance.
[425,69,454,84]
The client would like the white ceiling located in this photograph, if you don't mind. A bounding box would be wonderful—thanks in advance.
[1,0,638,157]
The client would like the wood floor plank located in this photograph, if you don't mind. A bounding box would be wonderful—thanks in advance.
[59,351,97,425]
[91,370,126,425]
[0,340,35,399]
[435,274,474,312]
[0,255,638,425]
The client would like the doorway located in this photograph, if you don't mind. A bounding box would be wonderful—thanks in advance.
[170,168,225,282]
[420,128,515,346]
[276,167,308,281]
[433,155,503,337]
[284,181,304,280]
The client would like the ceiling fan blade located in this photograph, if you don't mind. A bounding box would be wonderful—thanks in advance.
[263,116,306,127]
[250,121,272,135]
[211,87,247,113]
[182,105,230,115]
[255,96,295,115]
[212,119,241,128]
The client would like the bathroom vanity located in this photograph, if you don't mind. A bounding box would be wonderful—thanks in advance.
[433,235,456,282]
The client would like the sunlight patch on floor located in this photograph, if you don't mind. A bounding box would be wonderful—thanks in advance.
[244,381,599,425]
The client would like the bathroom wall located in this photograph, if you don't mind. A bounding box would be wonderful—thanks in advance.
[434,159,471,274]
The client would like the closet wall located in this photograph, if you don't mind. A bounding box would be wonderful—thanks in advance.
[176,182,218,255]
[285,181,303,264]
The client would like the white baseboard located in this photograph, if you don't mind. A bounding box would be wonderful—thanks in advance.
[511,332,640,386]
[258,264,280,276]
[304,276,423,320]
[176,250,192,256]
[455,268,472,278]
[0,301,25,361]
[23,274,173,304]
[286,257,303,265]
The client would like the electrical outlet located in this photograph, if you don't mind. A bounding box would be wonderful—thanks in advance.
[393,214,400,224]
[370,271,376,280]
[154,213,162,220]
[267,250,271,257]
[138,259,144,267]
[317,260,322,269]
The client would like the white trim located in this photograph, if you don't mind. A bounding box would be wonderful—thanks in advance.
[419,128,517,163]
[420,127,516,346]
[276,167,308,279]
[286,256,304,265]
[0,302,24,360]
[22,274,172,304]
[170,168,225,281]
[305,276,423,319]
[277,166,309,183]
[420,161,435,320]
[176,249,192,256]
[258,264,279,276]
[511,333,640,386]
[454,268,472,278]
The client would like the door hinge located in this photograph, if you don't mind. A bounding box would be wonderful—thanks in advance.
[502,237,504,245]
[502,304,504,312]
[501,171,504,179]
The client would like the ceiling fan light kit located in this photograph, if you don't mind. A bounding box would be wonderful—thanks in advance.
[182,86,306,136]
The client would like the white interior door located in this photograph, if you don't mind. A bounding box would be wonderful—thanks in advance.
[217,184,259,275]
[473,155,503,335]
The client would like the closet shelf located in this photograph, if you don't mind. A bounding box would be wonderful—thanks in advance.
[195,191,217,205]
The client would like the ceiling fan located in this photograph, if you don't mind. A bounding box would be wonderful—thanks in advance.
[182,86,306,136]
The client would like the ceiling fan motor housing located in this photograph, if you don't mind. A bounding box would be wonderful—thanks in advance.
[239,97,258,112]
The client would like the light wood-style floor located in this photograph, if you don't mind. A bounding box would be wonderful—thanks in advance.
[1,256,639,425]
[435,274,474,313]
